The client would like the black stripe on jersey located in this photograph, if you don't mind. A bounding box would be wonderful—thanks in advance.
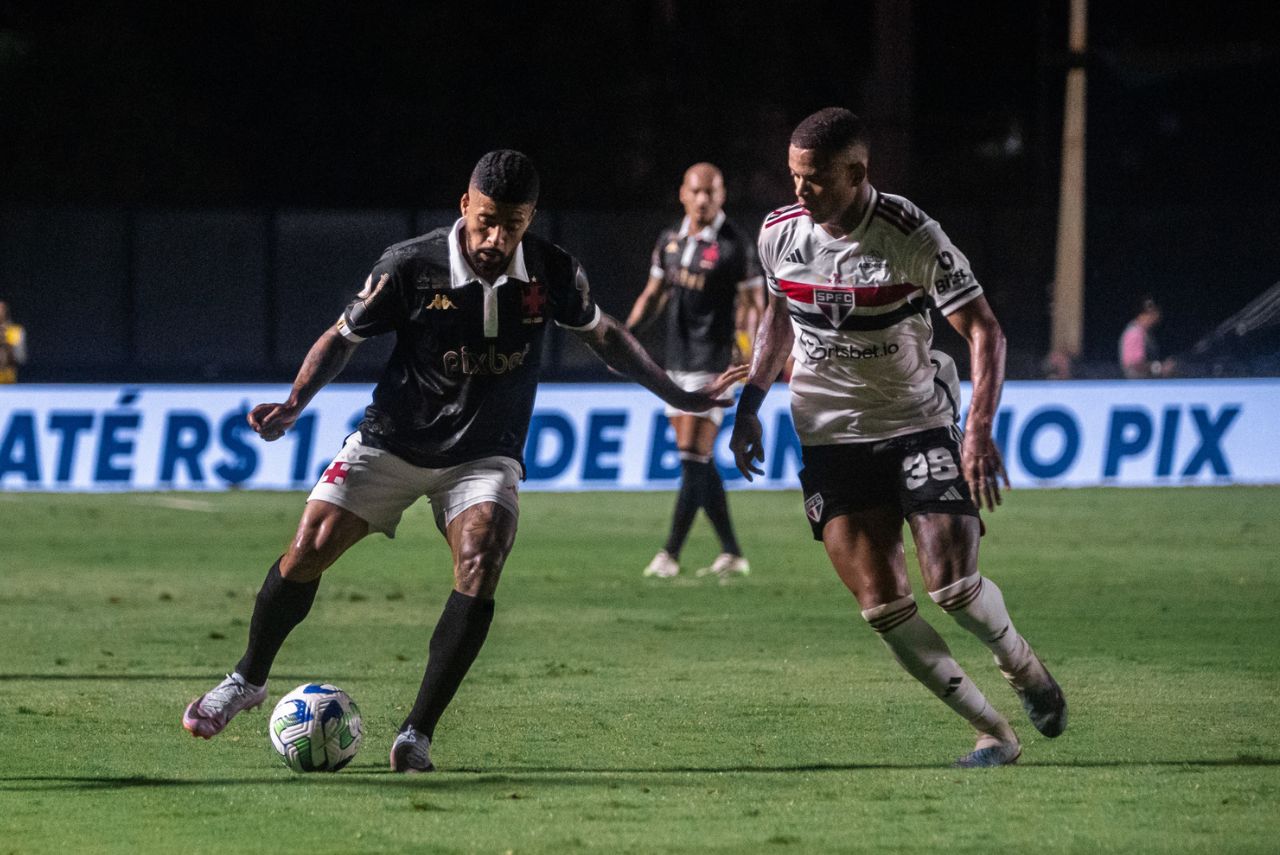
[789,296,928,332]
[878,197,925,231]
[873,207,915,235]
[931,358,960,422]
[874,197,924,235]
[937,285,980,312]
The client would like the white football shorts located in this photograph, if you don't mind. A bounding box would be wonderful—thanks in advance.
[307,433,520,538]
[663,369,724,424]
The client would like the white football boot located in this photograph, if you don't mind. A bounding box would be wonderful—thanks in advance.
[642,550,680,578]
[697,553,750,580]
[182,673,268,739]
[390,726,435,773]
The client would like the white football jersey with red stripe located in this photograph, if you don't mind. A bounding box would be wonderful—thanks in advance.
[759,188,981,444]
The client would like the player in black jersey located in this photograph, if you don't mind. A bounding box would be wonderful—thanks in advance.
[182,150,746,772]
[625,163,764,580]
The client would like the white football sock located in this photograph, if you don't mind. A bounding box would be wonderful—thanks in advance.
[862,595,1007,734]
[930,574,1033,675]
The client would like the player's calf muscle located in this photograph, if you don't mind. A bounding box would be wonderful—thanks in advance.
[281,503,368,581]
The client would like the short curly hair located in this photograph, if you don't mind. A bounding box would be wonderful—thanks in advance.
[790,108,867,154]
[470,149,540,204]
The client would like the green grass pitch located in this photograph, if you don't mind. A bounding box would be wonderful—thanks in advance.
[2,487,1279,853]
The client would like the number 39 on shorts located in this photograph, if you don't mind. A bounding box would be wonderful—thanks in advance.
[902,447,960,490]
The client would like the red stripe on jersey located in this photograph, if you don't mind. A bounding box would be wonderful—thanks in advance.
[851,282,921,306]
[775,279,920,307]
[775,278,817,303]
[763,210,807,229]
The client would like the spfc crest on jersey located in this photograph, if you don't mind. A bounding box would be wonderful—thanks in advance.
[804,492,824,523]
[815,271,855,327]
[815,289,855,328]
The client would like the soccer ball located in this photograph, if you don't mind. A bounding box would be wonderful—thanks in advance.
[268,683,363,772]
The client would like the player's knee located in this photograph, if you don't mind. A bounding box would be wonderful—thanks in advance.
[281,528,346,582]
[454,548,505,597]
[911,514,979,589]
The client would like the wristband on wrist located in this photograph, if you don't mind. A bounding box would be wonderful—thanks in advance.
[737,383,767,417]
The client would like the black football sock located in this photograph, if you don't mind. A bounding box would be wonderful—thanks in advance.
[401,591,496,738]
[663,459,706,557]
[701,463,742,556]
[235,557,320,686]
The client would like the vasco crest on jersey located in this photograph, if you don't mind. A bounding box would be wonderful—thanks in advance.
[522,278,547,324]
[699,241,720,270]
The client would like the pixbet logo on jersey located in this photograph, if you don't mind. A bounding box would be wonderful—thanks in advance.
[442,344,531,376]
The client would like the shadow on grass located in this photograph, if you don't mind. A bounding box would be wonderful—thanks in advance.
[4,756,1278,792]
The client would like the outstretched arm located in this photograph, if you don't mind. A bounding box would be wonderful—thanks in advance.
[730,291,793,479]
[248,270,393,440]
[248,327,360,441]
[571,312,745,412]
[945,295,1009,510]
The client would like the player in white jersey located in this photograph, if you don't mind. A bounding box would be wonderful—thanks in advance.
[730,108,1066,768]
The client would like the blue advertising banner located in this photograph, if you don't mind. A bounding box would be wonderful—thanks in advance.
[1,380,1276,491]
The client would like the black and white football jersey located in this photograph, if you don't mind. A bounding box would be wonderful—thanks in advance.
[649,212,762,372]
[759,189,978,444]
[337,220,600,470]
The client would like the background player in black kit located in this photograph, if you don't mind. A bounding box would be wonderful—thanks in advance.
[182,150,745,772]
[626,163,764,580]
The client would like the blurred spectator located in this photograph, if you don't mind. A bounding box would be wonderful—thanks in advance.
[1119,296,1174,378]
[0,301,27,384]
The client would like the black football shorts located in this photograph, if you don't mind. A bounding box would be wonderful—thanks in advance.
[798,426,978,540]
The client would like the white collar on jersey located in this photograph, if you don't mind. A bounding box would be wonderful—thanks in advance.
[447,218,530,288]
[677,209,726,242]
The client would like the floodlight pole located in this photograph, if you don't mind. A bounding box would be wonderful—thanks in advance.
[1051,0,1088,359]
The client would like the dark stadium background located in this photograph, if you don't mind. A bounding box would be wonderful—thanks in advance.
[1,1,1278,382]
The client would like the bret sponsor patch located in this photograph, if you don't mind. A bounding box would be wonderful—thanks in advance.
[804,492,825,523]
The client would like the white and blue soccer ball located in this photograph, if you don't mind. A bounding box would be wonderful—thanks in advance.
[268,683,363,772]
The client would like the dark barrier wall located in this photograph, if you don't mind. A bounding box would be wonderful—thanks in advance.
[2,204,1276,382]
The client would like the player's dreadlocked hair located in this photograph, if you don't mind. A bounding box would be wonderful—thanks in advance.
[470,149,540,204]
[790,108,868,154]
